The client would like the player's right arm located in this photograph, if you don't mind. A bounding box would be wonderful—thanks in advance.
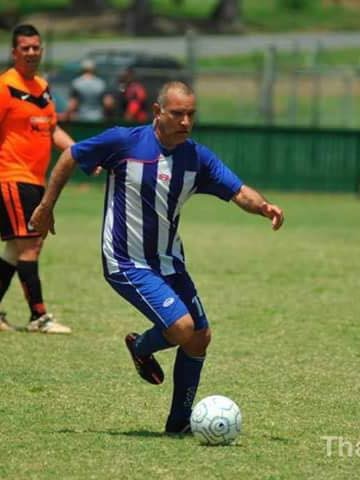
[30,126,127,237]
[0,81,11,122]
[29,147,76,238]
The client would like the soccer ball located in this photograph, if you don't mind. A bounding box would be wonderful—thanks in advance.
[190,395,242,445]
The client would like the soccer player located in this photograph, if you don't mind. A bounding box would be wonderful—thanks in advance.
[0,24,74,333]
[29,81,284,432]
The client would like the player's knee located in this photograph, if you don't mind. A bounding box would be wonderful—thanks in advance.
[17,237,43,261]
[182,327,211,357]
[2,242,18,265]
[164,314,195,346]
[201,327,211,350]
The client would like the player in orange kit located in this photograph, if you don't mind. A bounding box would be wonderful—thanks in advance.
[0,24,74,333]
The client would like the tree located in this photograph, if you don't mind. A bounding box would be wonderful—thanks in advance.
[126,0,153,35]
[69,0,243,34]
[210,0,243,32]
[277,0,311,9]
[71,0,109,12]
[0,1,20,30]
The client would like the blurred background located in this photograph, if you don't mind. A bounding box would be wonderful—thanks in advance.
[1,0,360,191]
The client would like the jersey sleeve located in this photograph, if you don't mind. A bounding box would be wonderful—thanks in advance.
[195,144,244,201]
[0,82,11,122]
[71,127,129,175]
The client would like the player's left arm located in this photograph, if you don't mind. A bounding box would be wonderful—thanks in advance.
[52,125,103,176]
[52,125,74,151]
[232,185,284,231]
[30,147,77,238]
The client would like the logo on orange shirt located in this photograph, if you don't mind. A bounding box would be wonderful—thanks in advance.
[29,116,52,135]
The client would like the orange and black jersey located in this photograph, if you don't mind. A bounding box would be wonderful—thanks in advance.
[0,67,57,186]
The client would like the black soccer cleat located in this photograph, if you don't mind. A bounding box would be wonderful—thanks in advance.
[165,417,192,435]
[125,332,164,385]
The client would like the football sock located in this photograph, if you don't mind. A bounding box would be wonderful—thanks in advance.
[17,260,46,320]
[168,347,205,423]
[134,326,173,356]
[0,257,16,302]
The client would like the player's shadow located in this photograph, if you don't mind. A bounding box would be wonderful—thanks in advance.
[54,428,167,438]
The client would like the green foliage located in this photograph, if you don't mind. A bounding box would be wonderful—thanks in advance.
[1,185,360,479]
[242,0,360,32]
[276,0,313,11]
[2,0,360,31]
[1,0,69,14]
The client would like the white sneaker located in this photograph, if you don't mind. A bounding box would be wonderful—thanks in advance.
[0,311,16,332]
[27,313,72,334]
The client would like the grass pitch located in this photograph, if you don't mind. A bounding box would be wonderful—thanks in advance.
[1,184,360,479]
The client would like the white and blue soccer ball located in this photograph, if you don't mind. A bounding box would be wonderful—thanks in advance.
[190,395,242,445]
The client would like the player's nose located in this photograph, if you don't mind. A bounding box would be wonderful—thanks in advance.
[181,114,191,126]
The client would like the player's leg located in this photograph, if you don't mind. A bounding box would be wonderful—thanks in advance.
[107,268,210,432]
[0,242,17,331]
[164,272,211,434]
[14,235,47,320]
[106,268,184,385]
[121,272,205,359]
[12,235,71,334]
[0,182,71,333]
[0,183,21,330]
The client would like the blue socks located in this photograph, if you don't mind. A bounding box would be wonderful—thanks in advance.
[134,326,172,356]
[168,347,205,424]
[133,327,205,425]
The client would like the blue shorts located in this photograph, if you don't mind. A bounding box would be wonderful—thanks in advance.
[106,268,209,331]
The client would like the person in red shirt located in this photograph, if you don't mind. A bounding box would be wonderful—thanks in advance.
[0,24,74,333]
[104,68,149,123]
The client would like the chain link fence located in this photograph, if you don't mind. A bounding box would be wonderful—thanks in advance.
[195,59,360,128]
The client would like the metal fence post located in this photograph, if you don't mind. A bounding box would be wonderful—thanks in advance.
[310,41,322,127]
[288,40,300,126]
[342,70,353,128]
[185,28,197,88]
[260,45,276,125]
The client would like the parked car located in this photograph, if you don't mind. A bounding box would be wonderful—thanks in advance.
[47,49,192,120]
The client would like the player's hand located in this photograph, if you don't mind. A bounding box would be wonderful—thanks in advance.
[29,204,55,239]
[92,166,103,176]
[259,202,284,231]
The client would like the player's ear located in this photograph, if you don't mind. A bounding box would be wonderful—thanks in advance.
[152,102,161,118]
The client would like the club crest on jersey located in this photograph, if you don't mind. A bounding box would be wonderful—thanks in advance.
[158,173,171,182]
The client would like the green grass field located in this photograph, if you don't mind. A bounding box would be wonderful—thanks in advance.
[1,184,360,479]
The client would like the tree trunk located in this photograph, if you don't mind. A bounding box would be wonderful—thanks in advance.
[126,0,153,35]
[71,0,109,12]
[210,0,243,32]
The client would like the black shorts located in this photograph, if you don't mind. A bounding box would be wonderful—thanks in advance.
[0,182,44,241]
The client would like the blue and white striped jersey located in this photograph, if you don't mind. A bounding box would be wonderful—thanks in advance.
[71,124,243,276]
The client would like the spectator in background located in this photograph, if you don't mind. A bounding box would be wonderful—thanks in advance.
[65,59,106,122]
[104,67,148,123]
